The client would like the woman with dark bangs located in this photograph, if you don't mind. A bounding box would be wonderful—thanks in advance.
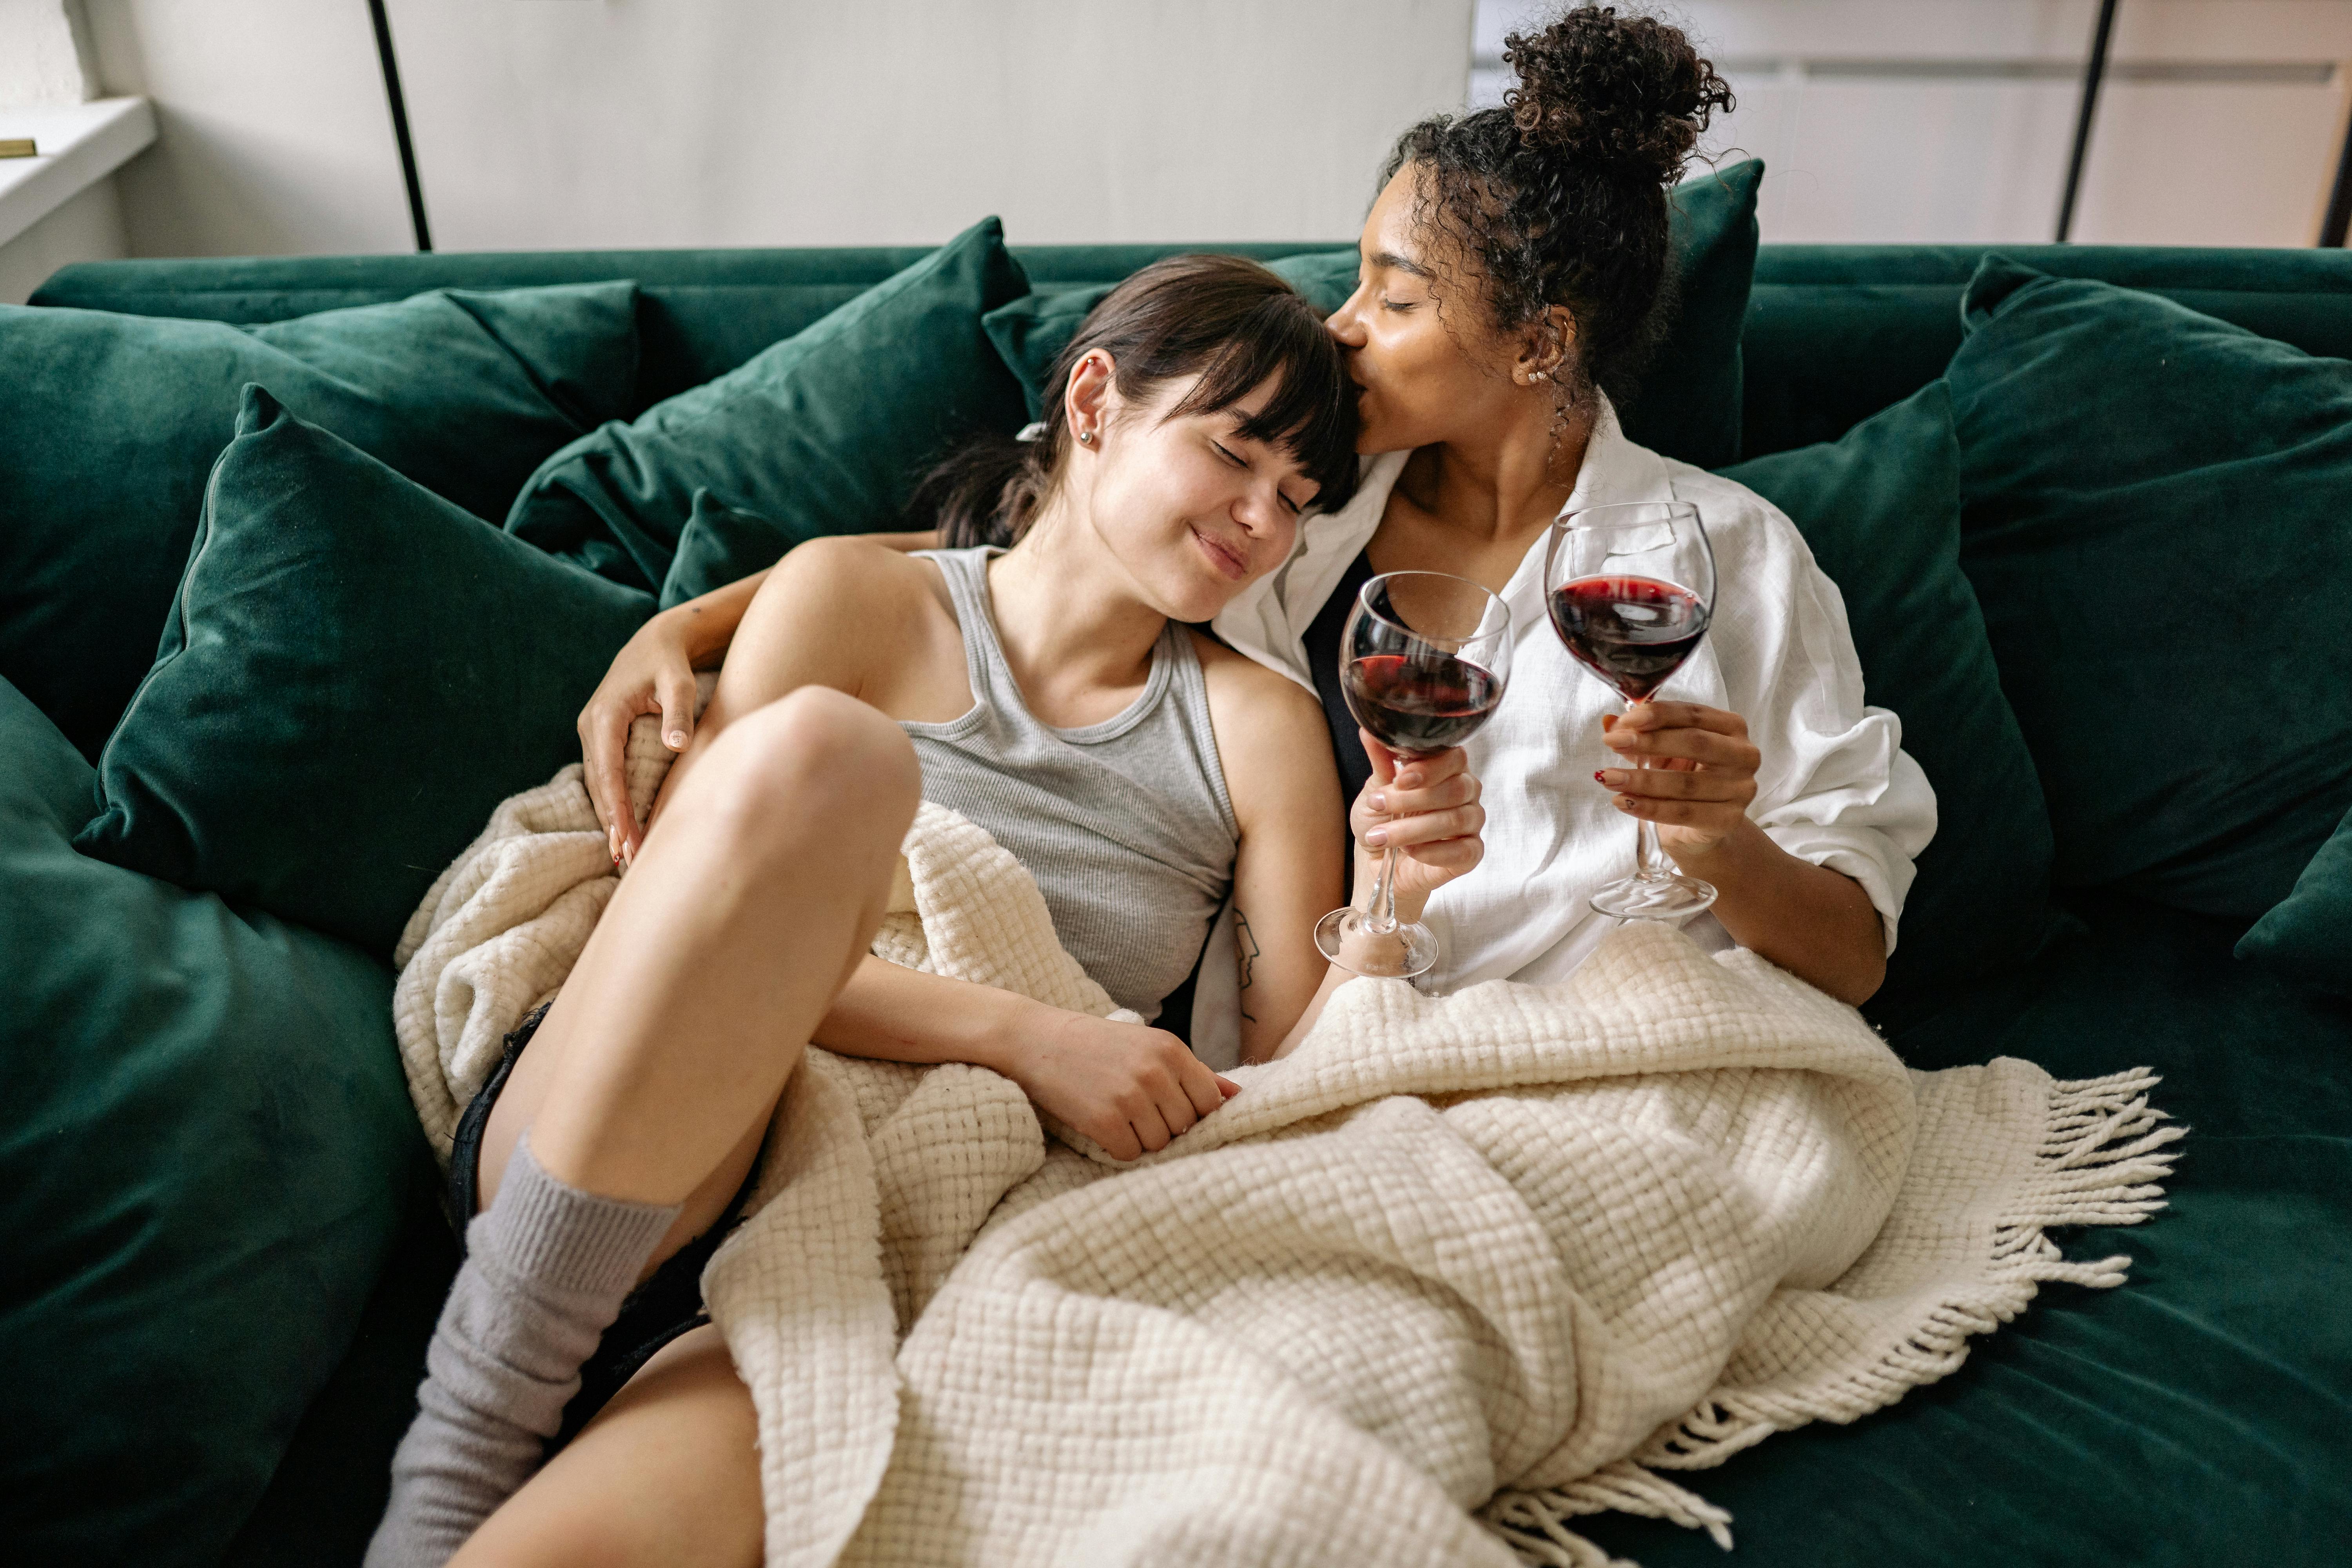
[365,254,1491,1567]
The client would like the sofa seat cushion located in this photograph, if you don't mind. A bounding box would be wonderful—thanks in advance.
[506,216,1031,597]
[0,282,641,759]
[75,387,653,957]
[1721,381,2057,998]
[1946,257,2352,920]
[0,674,423,1567]
[1579,891,2352,1567]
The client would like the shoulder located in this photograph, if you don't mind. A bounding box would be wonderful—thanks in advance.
[1192,632,1326,746]
[759,535,948,628]
[1189,631,1342,819]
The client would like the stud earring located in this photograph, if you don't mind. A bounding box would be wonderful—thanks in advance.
[1077,430,1094,444]
[1531,370,1550,383]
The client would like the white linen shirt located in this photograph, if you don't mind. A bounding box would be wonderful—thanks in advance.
[1212,398,1938,993]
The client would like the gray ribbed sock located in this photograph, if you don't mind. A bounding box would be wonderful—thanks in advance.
[365,1134,681,1568]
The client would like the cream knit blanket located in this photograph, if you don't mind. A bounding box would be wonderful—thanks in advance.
[393,717,2179,1567]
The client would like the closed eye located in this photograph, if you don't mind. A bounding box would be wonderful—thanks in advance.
[1217,438,1307,517]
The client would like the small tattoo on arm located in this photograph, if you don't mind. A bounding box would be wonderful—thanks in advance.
[1234,908,1261,1024]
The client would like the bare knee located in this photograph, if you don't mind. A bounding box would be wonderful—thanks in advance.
[694,688,919,860]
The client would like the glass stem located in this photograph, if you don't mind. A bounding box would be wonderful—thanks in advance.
[1627,705,1665,884]
[1364,844,1403,935]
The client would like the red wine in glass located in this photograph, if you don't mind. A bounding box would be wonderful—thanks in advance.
[1547,575,1708,702]
[1314,571,1514,980]
[1542,501,1720,921]
[1341,652,1505,757]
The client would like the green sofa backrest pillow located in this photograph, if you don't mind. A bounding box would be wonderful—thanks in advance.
[1947,257,2352,920]
[0,674,419,1567]
[75,387,655,958]
[1720,381,2058,1001]
[982,161,1763,472]
[507,216,1032,595]
[0,282,642,760]
[2236,803,2352,995]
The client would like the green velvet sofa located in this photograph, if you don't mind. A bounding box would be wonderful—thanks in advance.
[11,234,2349,1568]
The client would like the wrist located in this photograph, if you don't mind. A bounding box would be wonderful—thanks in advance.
[1661,814,1766,873]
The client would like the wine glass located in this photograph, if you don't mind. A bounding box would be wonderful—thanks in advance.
[1314,571,1513,979]
[1543,500,1720,920]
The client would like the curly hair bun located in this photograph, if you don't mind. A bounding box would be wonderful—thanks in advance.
[1504,5,1733,185]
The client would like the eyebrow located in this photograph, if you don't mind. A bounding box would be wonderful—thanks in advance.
[1368,249,1434,280]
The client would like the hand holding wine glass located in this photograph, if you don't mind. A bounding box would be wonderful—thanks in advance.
[1316,571,1512,979]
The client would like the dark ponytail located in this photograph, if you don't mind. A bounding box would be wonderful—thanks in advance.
[912,253,1359,549]
[1384,4,1733,413]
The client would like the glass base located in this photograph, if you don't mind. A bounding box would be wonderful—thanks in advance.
[1589,871,1718,921]
[1315,906,1438,979]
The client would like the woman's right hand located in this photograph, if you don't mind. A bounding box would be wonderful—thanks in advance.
[580,608,704,864]
[1002,1010,1240,1161]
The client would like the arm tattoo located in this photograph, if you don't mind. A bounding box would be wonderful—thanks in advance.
[1233,907,1261,1024]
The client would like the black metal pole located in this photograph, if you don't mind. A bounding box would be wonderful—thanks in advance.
[2055,0,2120,243]
[367,0,432,252]
[2322,92,2352,246]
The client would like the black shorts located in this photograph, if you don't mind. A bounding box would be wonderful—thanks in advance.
[446,1003,763,1450]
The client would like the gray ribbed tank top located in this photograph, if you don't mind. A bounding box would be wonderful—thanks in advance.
[900,548,1239,1022]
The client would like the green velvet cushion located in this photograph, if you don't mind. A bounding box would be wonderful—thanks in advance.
[0,283,641,759]
[2236,803,2352,994]
[506,216,1031,592]
[982,162,1762,470]
[1720,381,2055,995]
[659,490,821,609]
[75,387,653,958]
[0,673,420,1566]
[1947,258,2352,919]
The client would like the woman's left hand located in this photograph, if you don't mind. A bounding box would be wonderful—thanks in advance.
[1598,701,1762,855]
[1351,733,1485,921]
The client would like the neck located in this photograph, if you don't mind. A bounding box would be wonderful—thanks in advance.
[984,495,1169,711]
[1412,393,1596,547]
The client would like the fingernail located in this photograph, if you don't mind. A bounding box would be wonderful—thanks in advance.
[1593,770,1607,783]
[1365,827,1388,847]
[1367,790,1387,812]
[666,730,686,749]
[1398,769,1422,788]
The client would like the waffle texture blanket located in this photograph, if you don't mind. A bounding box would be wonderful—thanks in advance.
[394,718,2180,1567]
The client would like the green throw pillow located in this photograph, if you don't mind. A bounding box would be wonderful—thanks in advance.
[982,161,1763,470]
[1721,381,2058,996]
[2236,804,2352,994]
[0,282,641,759]
[507,216,1031,593]
[660,489,821,608]
[0,674,419,1567]
[76,387,654,957]
[1948,257,2352,918]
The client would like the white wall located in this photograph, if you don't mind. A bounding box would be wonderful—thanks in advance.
[78,0,1478,257]
[81,0,414,255]
[1475,0,2352,247]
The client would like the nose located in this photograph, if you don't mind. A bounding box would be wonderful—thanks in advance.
[1230,479,1293,544]
[1326,281,1370,348]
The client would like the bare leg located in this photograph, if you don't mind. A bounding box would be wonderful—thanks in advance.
[448,1325,762,1568]
[481,685,919,1252]
[369,688,918,1568]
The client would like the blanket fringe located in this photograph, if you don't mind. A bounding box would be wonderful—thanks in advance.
[1487,1460,1735,1565]
[1489,1068,2181,1565]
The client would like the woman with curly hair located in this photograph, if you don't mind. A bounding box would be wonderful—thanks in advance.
[594,6,1933,1015]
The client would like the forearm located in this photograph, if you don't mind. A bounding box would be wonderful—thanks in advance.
[1259,961,1355,1063]
[812,955,1044,1073]
[1667,820,1886,1004]
[664,568,771,667]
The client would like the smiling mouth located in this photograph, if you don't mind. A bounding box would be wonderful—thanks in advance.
[1190,526,1248,581]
